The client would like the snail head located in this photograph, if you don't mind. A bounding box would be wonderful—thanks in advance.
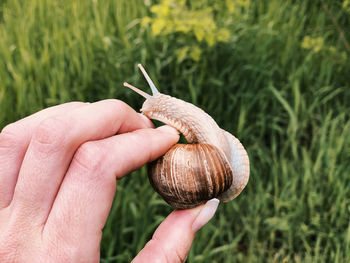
[123,64,176,121]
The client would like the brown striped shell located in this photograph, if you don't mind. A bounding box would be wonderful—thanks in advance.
[148,144,234,209]
[124,64,250,210]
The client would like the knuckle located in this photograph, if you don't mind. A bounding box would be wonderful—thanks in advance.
[174,248,187,263]
[105,99,128,109]
[65,101,86,107]
[31,117,69,151]
[105,99,129,116]
[72,142,104,174]
[147,237,186,263]
[0,123,22,149]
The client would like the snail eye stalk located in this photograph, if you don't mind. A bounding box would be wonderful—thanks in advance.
[123,82,151,99]
[138,64,159,95]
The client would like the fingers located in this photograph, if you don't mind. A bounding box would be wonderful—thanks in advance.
[132,199,220,263]
[10,100,152,224]
[42,126,179,256]
[0,102,87,209]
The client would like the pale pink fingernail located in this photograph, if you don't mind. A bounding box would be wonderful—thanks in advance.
[192,198,220,232]
[139,113,154,128]
[156,125,179,135]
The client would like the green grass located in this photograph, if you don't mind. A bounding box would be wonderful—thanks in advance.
[1,0,349,262]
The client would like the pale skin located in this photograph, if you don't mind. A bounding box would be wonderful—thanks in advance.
[0,100,219,263]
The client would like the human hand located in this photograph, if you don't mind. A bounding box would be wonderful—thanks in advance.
[0,100,219,263]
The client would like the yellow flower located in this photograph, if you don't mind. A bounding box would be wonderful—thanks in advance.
[205,32,216,46]
[145,0,231,47]
[175,46,202,62]
[141,17,152,27]
[151,1,170,17]
[237,0,250,8]
[194,26,205,42]
[189,46,202,61]
[151,18,167,36]
[343,0,350,12]
[301,36,324,53]
[312,37,324,53]
[174,21,191,33]
[301,36,312,49]
[217,28,230,42]
[175,46,189,63]
[175,0,186,6]
[226,0,236,14]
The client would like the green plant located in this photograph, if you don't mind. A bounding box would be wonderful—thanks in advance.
[0,0,349,262]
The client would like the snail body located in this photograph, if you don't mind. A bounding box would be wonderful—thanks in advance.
[124,65,250,209]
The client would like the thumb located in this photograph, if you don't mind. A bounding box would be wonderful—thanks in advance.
[132,199,220,263]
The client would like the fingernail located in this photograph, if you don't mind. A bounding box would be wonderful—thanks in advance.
[157,125,179,135]
[139,113,154,128]
[192,198,220,232]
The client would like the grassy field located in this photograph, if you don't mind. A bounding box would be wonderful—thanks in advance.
[1,0,349,262]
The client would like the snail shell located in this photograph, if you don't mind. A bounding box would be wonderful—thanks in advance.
[148,143,234,209]
[125,64,250,209]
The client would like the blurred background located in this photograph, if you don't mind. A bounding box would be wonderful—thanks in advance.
[0,0,349,262]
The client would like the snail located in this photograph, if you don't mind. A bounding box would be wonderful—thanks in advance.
[124,64,250,209]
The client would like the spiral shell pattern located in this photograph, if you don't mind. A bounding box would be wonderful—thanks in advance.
[148,143,234,209]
